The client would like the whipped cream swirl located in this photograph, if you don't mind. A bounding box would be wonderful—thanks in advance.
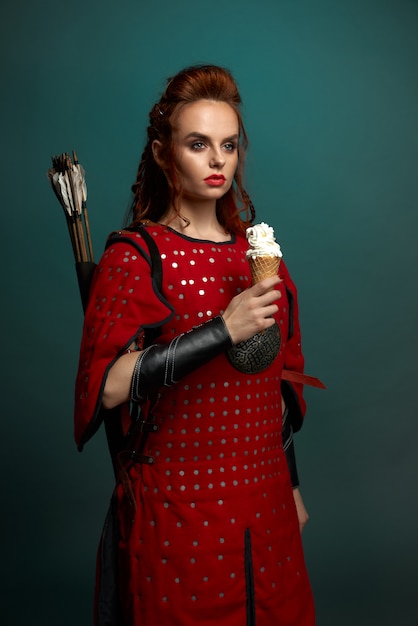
[246,222,283,258]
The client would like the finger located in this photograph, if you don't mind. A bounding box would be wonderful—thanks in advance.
[262,304,279,319]
[250,276,281,295]
[263,312,280,329]
[256,290,281,308]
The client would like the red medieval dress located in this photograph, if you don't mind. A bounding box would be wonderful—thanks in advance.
[74,223,315,626]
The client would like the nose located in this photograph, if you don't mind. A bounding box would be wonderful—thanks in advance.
[209,148,225,168]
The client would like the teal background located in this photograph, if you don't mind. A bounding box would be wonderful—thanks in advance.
[1,0,418,624]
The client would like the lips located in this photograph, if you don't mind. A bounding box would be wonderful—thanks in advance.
[204,175,226,186]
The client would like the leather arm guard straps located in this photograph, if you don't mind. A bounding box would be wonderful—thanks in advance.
[130,316,233,402]
[282,405,300,488]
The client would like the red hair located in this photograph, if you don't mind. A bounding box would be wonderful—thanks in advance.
[129,64,255,235]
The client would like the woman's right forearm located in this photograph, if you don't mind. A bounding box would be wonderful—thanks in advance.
[103,316,233,408]
[102,351,141,409]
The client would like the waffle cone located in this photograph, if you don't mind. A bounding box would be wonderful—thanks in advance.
[249,254,281,284]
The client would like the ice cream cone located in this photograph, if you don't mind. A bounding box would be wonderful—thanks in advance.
[249,254,281,285]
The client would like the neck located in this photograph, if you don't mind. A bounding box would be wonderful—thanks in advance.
[160,199,230,242]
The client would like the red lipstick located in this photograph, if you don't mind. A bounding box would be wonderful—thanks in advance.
[204,174,226,186]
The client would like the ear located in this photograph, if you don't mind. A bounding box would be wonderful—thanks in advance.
[152,140,165,168]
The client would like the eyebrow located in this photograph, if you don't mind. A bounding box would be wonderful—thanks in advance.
[184,132,239,143]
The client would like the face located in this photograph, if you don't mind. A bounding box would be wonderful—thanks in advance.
[169,99,240,208]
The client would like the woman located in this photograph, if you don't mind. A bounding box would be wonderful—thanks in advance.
[75,64,315,625]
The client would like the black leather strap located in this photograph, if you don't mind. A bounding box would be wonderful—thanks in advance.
[102,225,164,469]
[282,405,299,488]
[106,224,163,292]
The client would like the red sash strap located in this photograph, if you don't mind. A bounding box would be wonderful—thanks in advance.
[282,369,326,389]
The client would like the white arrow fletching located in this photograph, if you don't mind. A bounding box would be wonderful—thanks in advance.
[57,172,75,216]
[71,165,84,214]
[77,164,87,202]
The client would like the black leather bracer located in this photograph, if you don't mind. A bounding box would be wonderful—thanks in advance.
[130,316,233,402]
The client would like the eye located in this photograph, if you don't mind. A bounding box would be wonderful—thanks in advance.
[191,141,206,151]
[223,142,237,152]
